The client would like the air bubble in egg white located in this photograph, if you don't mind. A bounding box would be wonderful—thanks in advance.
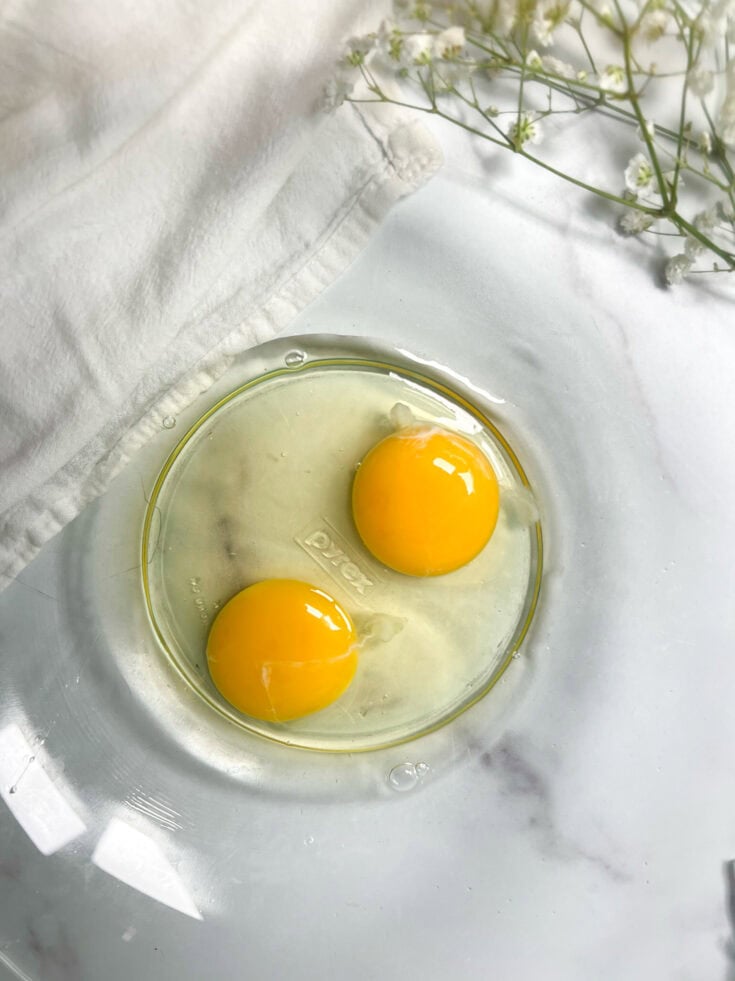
[387,762,430,791]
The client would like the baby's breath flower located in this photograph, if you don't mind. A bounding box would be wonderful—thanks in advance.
[636,119,656,141]
[665,253,693,284]
[404,32,434,64]
[599,65,626,94]
[496,0,519,35]
[434,25,466,59]
[697,1,733,46]
[531,11,556,47]
[529,0,568,47]
[694,206,719,232]
[333,0,735,286]
[639,9,669,41]
[718,59,735,147]
[619,209,654,234]
[625,153,655,194]
[474,0,518,35]
[322,75,354,111]
[345,35,376,67]
[508,111,543,149]
[433,60,472,91]
[685,235,705,258]
[687,67,714,97]
[594,1,614,22]
[411,1,432,21]
[541,55,576,78]
[376,19,405,62]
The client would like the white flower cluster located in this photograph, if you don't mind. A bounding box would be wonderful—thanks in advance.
[694,0,735,46]
[619,210,653,234]
[508,111,544,149]
[325,0,735,285]
[527,50,577,79]
[719,58,735,148]
[368,22,467,68]
[639,8,669,40]
[665,254,692,285]
[324,19,472,109]
[624,153,655,195]
[599,65,626,94]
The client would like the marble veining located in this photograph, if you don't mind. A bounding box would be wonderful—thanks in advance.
[480,734,629,883]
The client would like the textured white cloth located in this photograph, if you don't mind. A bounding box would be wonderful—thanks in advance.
[0,0,441,590]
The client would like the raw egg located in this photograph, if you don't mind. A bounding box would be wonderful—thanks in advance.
[151,361,540,751]
[352,426,500,576]
[206,579,357,722]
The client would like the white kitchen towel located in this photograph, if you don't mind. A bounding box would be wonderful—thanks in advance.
[0,0,441,591]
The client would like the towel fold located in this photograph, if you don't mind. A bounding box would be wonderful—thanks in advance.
[0,0,441,590]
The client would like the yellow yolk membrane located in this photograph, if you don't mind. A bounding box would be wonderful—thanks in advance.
[206,579,357,722]
[352,426,500,577]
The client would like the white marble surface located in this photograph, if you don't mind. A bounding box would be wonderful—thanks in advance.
[1,117,735,981]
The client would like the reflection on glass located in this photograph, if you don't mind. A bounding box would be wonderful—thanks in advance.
[0,723,86,856]
[92,817,202,920]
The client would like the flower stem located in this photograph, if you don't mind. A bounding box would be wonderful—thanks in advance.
[670,16,697,202]
[340,2,735,282]
[615,1,670,207]
[670,214,735,267]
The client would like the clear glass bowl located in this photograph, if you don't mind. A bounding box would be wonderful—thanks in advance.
[142,338,543,751]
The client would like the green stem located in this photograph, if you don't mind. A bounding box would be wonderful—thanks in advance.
[574,13,598,73]
[449,77,515,146]
[701,100,735,208]
[347,8,735,275]
[348,89,735,266]
[576,0,623,34]
[670,16,696,201]
[348,91,660,214]
[655,142,731,194]
[518,147,658,210]
[515,21,529,145]
[671,213,735,266]
[616,3,671,207]
[418,68,437,108]
[347,95,510,149]
[460,39,699,149]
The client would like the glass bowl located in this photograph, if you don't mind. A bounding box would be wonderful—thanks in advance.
[141,338,543,752]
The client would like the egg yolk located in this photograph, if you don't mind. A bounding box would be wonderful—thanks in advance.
[352,427,500,577]
[206,579,357,722]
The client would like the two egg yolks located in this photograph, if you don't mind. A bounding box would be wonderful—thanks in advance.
[352,427,500,577]
[207,427,500,722]
[206,579,357,722]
